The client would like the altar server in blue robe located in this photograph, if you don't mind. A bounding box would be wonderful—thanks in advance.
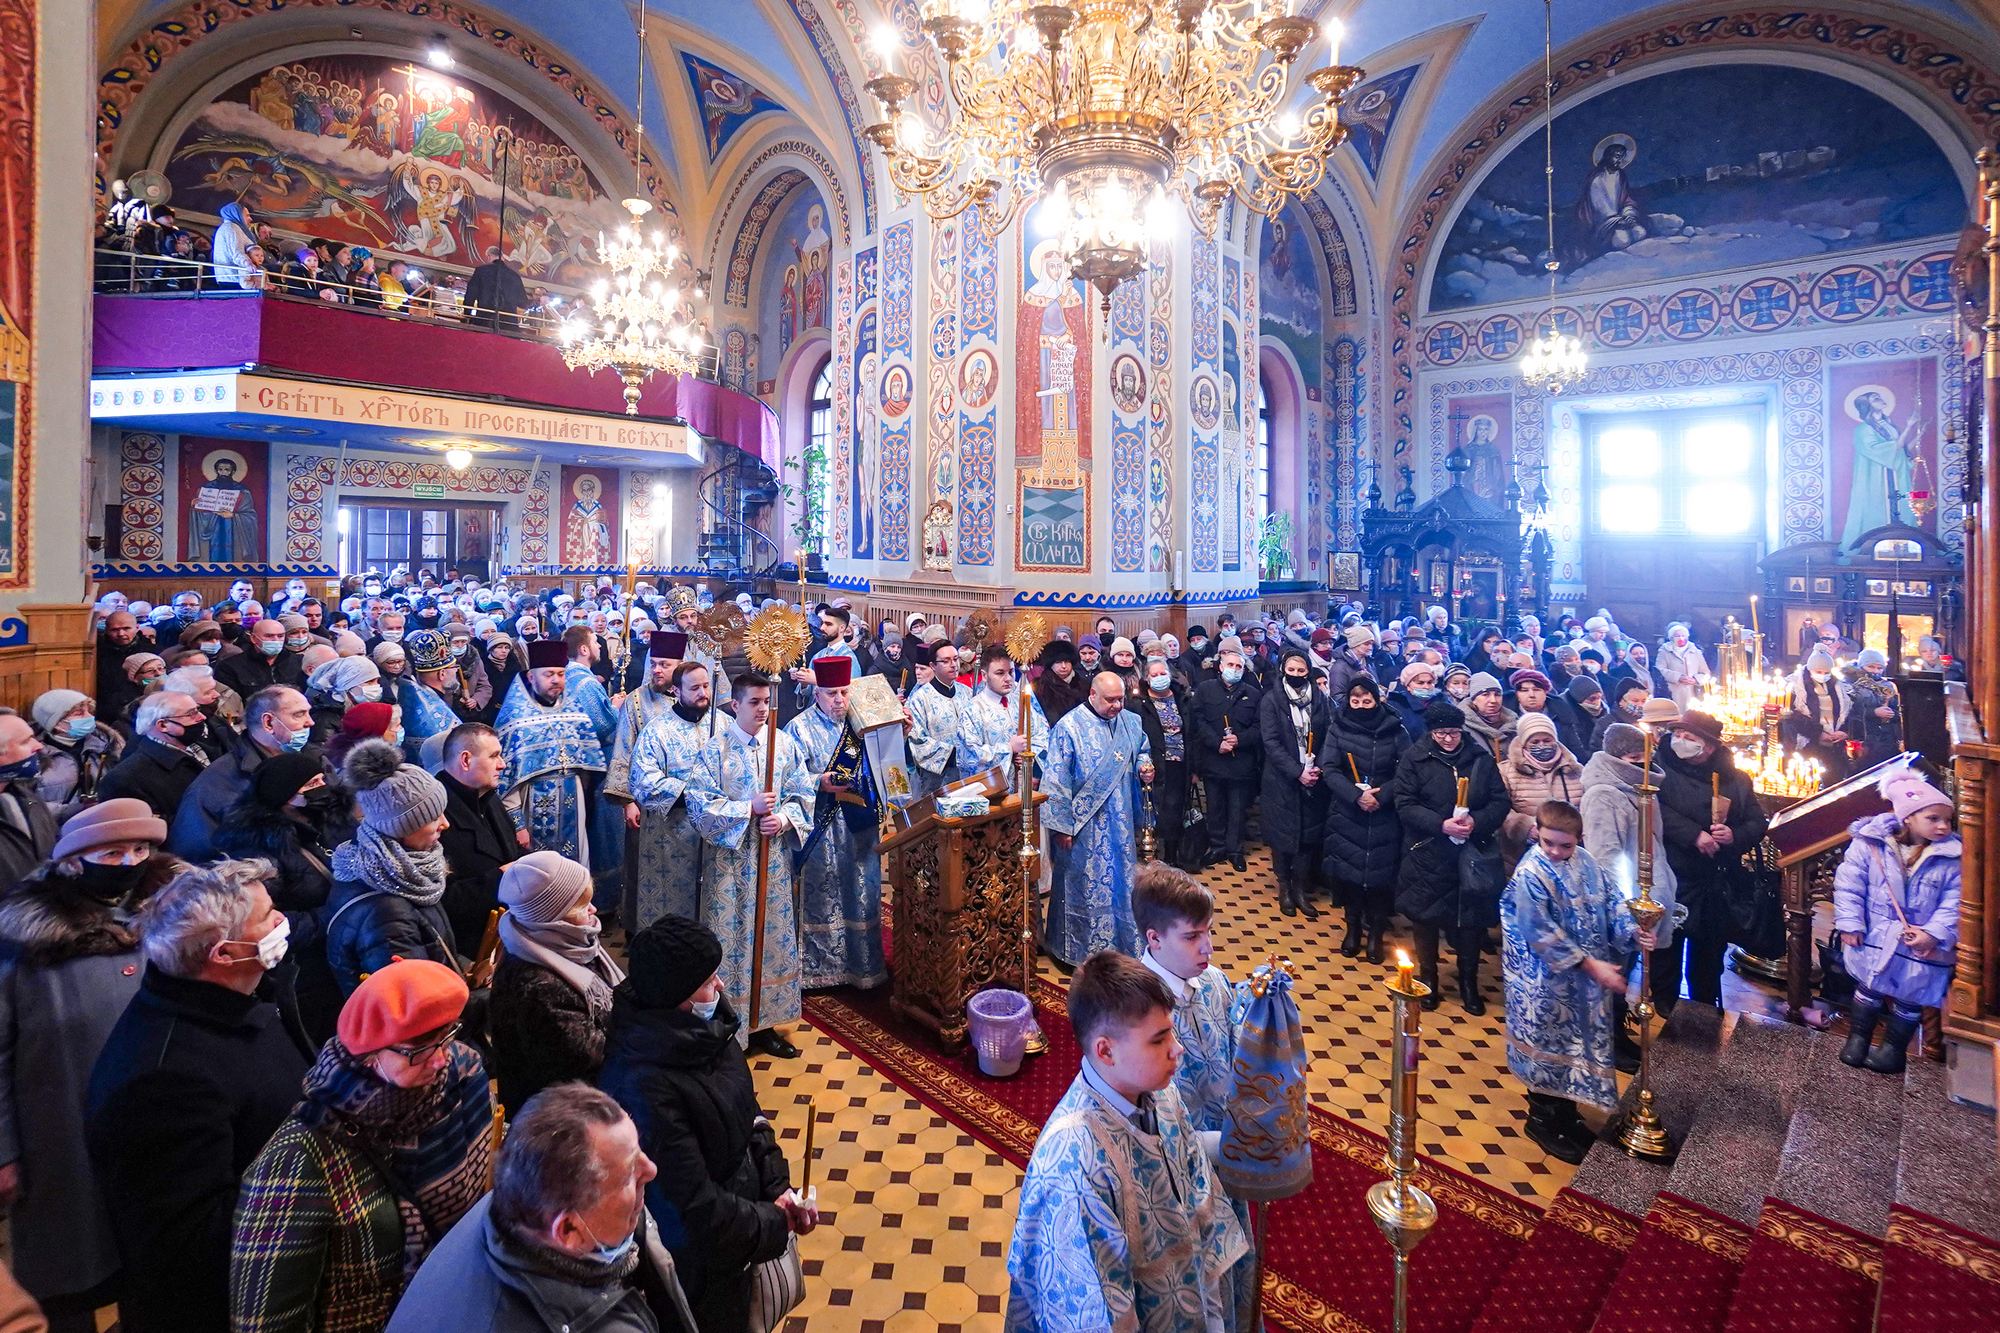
[494,638,607,866]
[1042,671,1152,965]
[618,631,704,931]
[904,641,965,800]
[783,654,887,991]
[957,644,1045,789]
[1006,951,1249,1333]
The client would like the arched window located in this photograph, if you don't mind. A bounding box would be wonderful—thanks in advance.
[1256,379,1272,528]
[804,355,833,551]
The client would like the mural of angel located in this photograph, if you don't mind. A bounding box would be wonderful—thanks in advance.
[387,161,478,258]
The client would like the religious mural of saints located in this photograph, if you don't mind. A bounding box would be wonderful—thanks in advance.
[565,473,613,566]
[1466,415,1506,506]
[793,204,831,333]
[189,450,260,563]
[410,82,475,165]
[1021,239,1087,487]
[880,364,913,419]
[959,348,996,413]
[1840,384,1928,546]
[1110,354,1145,416]
[780,264,799,353]
[853,313,879,557]
[1570,134,1648,267]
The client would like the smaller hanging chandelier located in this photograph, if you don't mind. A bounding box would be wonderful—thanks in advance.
[1518,0,1586,394]
[559,0,702,414]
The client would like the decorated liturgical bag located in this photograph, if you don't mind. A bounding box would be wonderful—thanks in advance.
[1215,964,1313,1202]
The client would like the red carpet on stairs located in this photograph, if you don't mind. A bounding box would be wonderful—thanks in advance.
[1585,1193,1752,1333]
[1467,1187,1641,1333]
[1878,1205,2000,1333]
[803,977,1543,1333]
[1717,1198,1883,1333]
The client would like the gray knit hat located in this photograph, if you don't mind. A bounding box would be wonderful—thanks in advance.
[499,851,591,925]
[1467,671,1503,697]
[341,738,448,838]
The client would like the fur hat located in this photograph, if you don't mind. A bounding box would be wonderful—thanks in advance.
[341,738,449,839]
[1423,700,1466,730]
[1601,723,1647,760]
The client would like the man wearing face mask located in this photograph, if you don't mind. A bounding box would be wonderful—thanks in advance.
[1131,645,1195,870]
[215,618,303,700]
[160,664,237,757]
[1191,647,1263,873]
[98,691,210,820]
[1656,711,1767,1008]
[1785,646,1853,781]
[366,609,408,657]
[0,712,53,892]
[85,861,313,1333]
[168,686,311,863]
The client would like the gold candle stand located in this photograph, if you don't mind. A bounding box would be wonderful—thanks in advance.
[1615,724,1676,1161]
[1367,955,1438,1333]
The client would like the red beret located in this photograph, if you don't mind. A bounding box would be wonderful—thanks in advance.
[338,958,469,1055]
[527,639,567,670]
[340,701,395,739]
[812,655,853,689]
[651,630,688,659]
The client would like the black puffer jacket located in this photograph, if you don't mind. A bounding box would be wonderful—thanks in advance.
[1258,679,1334,853]
[1390,733,1509,927]
[325,874,460,997]
[1188,676,1263,781]
[597,994,792,1333]
[1658,743,1768,938]
[488,954,607,1115]
[212,798,342,1045]
[1319,702,1409,889]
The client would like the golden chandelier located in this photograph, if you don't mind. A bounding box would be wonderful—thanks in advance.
[866,0,1363,304]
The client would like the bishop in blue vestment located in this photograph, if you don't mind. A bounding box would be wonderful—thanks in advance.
[783,654,887,991]
[494,640,608,867]
[1042,673,1152,965]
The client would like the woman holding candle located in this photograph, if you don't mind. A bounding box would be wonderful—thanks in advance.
[1259,648,1334,918]
[1321,677,1410,961]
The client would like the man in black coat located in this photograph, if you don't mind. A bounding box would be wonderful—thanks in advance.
[0,712,55,893]
[214,618,304,700]
[1130,654,1196,869]
[1188,645,1262,872]
[97,689,212,819]
[437,721,526,958]
[86,864,313,1333]
[1656,710,1769,1007]
[1258,648,1334,920]
[95,610,149,706]
[1390,700,1510,1013]
[168,686,310,862]
[464,246,528,330]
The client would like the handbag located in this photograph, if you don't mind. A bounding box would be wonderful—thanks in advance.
[1458,834,1506,907]
[747,1233,806,1333]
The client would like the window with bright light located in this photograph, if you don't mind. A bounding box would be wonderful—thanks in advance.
[1586,407,1762,539]
[806,356,833,551]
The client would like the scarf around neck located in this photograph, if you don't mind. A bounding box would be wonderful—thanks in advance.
[498,913,625,1018]
[332,824,447,906]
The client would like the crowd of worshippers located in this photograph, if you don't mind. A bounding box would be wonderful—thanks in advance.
[97,189,547,330]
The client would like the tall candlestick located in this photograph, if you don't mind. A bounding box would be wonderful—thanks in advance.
[1368,959,1437,1333]
[1616,722,1675,1162]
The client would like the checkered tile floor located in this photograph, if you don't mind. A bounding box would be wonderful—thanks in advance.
[757,840,1789,1331]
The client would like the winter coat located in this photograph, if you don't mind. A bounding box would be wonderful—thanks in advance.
[1657,745,1767,941]
[1607,660,1672,700]
[1655,641,1712,710]
[438,771,522,962]
[1578,751,1681,947]
[1841,673,1903,766]
[1563,699,1612,760]
[1323,649,1375,701]
[1785,669,1853,750]
[0,781,57,897]
[85,965,314,1333]
[597,994,793,1333]
[1383,688,1431,741]
[325,875,461,997]
[1497,732,1584,869]
[384,1194,695,1333]
[1462,705,1518,764]
[36,724,123,822]
[215,648,305,703]
[1390,734,1509,928]
[1188,677,1263,782]
[0,856,177,1302]
[1258,682,1334,853]
[1832,813,1961,1008]
[1535,697,1593,764]
[168,734,274,863]
[1592,701,1645,755]
[1319,703,1409,889]
[213,800,342,1046]
[489,952,608,1115]
[96,736,209,821]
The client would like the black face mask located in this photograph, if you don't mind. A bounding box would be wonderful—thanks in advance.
[74,857,147,903]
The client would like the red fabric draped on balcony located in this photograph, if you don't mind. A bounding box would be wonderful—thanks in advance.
[92,293,779,465]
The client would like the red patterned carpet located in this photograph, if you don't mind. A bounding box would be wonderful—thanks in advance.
[804,977,1543,1333]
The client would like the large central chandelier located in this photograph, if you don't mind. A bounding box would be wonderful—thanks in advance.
[1517,0,1585,392]
[559,0,702,414]
[866,0,1363,306]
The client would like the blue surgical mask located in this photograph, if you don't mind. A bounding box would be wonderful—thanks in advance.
[63,716,97,739]
[692,997,720,1021]
[282,725,312,752]
[1221,666,1243,685]
[1410,686,1439,700]
[258,639,284,657]
[200,641,221,657]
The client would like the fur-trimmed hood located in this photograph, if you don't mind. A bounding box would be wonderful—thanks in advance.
[0,854,179,967]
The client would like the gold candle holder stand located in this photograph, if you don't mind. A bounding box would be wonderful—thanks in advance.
[1615,721,1677,1162]
[1367,961,1439,1333]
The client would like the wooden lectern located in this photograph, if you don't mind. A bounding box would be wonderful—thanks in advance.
[882,785,1046,1052]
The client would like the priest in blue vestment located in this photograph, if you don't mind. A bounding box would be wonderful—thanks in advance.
[494,638,608,867]
[562,624,624,894]
[783,654,887,991]
[1042,672,1153,965]
[607,630,689,929]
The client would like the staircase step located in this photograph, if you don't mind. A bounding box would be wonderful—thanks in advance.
[1877,1058,2000,1333]
[1651,1013,1813,1229]
[1761,1029,1905,1239]
[1568,1004,1725,1221]
[1586,1193,1753,1333]
[1717,1198,1882,1333]
[1467,1188,1642,1333]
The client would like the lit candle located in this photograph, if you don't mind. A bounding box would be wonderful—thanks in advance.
[1396,949,1414,992]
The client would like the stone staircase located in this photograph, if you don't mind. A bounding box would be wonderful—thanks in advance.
[1462,1004,2000,1333]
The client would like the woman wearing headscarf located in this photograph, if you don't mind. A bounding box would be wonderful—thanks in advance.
[1259,647,1334,918]
[230,960,492,1333]
[480,634,523,713]
[31,690,122,822]
[1032,639,1090,727]
[0,801,178,1333]
[215,750,344,1044]
[1320,676,1409,961]
[304,654,383,743]
[487,851,625,1113]
[372,639,408,684]
[211,201,257,288]
[325,739,461,994]
[1497,712,1584,875]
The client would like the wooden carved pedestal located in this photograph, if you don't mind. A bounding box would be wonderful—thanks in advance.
[884,794,1041,1052]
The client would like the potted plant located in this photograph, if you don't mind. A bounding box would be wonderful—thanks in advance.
[1258,511,1296,582]
[784,446,827,574]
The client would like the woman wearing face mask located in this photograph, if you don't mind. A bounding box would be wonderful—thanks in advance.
[599,916,813,1333]
[1841,648,1903,768]
[230,959,491,1333]
[325,739,461,994]
[1785,646,1853,782]
[111,652,167,743]
[0,800,179,1333]
[303,654,385,743]
[1596,677,1652,756]
[1321,678,1409,961]
[1559,675,1606,760]
[1259,648,1334,918]
[372,639,409,682]
[1387,661,1440,740]
[214,750,344,1044]
[1033,639,1091,727]
[1440,663,1473,706]
[487,852,625,1112]
[30,689,123,822]
[1497,713,1583,875]
[1131,647,1196,869]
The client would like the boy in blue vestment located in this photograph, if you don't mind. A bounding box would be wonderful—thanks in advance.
[1006,951,1247,1333]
